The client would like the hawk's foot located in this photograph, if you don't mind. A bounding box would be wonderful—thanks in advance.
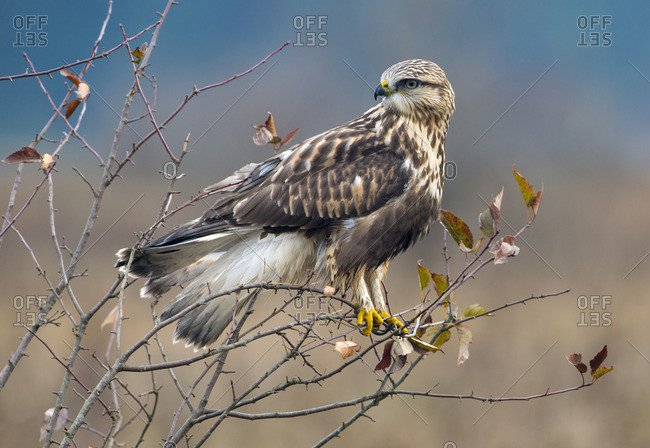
[357,308,385,336]
[357,309,408,336]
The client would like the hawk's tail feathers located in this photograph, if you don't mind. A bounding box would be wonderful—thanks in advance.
[117,231,320,348]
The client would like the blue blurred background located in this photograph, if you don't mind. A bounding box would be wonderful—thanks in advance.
[1,1,649,446]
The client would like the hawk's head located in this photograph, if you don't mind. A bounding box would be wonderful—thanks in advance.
[374,59,455,122]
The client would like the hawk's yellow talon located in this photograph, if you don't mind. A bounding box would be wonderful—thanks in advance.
[357,308,384,336]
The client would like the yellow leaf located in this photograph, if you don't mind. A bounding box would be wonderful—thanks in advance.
[417,260,431,291]
[513,166,543,218]
[131,44,146,64]
[408,336,442,353]
[431,273,448,297]
[464,303,488,318]
[591,366,614,382]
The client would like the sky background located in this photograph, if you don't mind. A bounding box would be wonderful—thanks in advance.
[1,1,649,447]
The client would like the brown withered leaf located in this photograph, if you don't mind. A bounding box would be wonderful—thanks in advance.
[566,353,582,365]
[2,146,42,164]
[65,99,81,119]
[479,187,504,237]
[60,69,81,86]
[566,352,588,373]
[334,340,360,359]
[374,340,394,371]
[252,126,274,146]
[40,407,68,441]
[456,325,472,366]
[589,345,608,374]
[280,128,299,147]
[490,235,520,265]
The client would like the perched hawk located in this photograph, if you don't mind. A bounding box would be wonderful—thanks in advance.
[116,59,455,347]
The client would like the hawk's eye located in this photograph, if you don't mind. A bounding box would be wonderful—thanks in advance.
[404,79,419,89]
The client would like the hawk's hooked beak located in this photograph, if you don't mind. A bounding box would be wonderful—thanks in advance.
[374,80,394,100]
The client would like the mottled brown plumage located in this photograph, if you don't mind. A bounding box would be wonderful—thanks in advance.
[116,59,455,347]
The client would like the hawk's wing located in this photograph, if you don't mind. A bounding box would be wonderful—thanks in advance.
[150,124,410,247]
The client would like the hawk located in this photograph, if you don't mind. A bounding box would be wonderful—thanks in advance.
[116,59,455,347]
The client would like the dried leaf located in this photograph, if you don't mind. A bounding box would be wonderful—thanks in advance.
[589,345,608,374]
[374,340,394,371]
[490,235,520,265]
[334,340,360,359]
[2,146,42,164]
[59,69,80,86]
[40,407,67,441]
[101,305,119,331]
[40,153,54,171]
[252,126,274,146]
[566,353,588,373]
[393,337,414,356]
[479,187,504,237]
[439,209,474,250]
[456,325,472,366]
[389,354,407,374]
[459,236,484,254]
[417,260,431,291]
[566,353,582,365]
[76,81,90,100]
[65,99,81,119]
[280,128,299,147]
